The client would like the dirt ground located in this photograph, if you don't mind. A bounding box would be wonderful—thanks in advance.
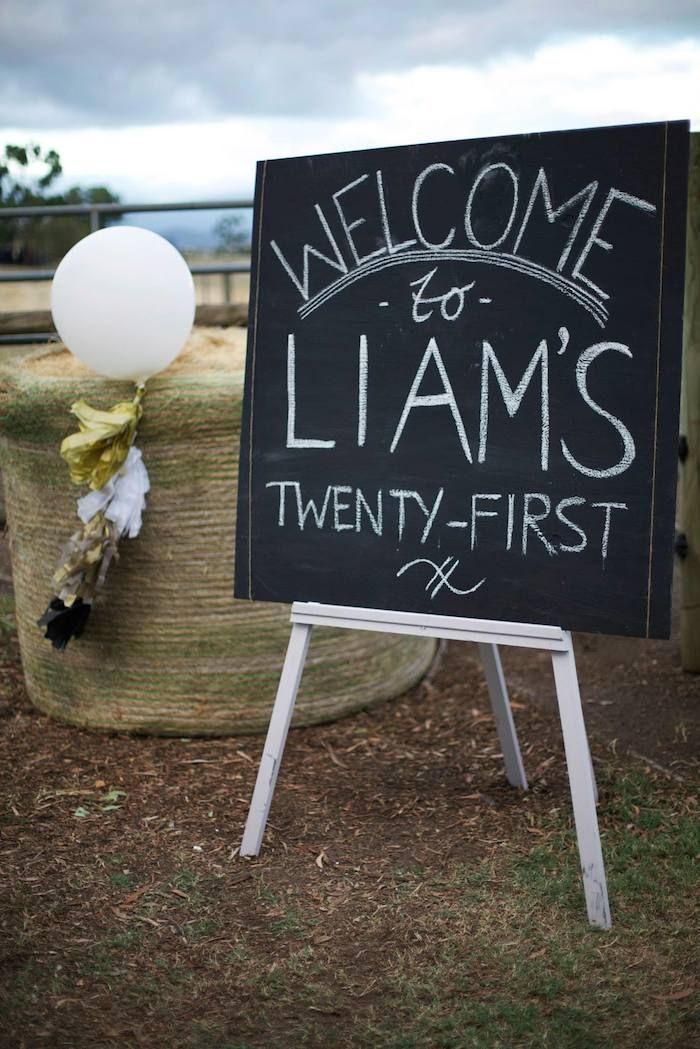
[0,513,698,1047]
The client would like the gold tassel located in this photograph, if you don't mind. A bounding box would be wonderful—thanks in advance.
[40,384,146,649]
[52,510,120,607]
[60,384,145,490]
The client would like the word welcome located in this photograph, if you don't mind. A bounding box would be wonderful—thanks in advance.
[270,162,656,319]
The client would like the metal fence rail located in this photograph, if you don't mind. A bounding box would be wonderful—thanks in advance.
[0,197,253,234]
[0,198,254,341]
[2,261,251,283]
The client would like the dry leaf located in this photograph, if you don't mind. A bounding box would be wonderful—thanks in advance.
[122,884,151,907]
[315,850,327,869]
[652,988,695,1002]
[229,871,252,886]
[322,743,348,770]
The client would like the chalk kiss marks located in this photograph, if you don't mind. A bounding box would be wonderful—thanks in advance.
[396,556,486,600]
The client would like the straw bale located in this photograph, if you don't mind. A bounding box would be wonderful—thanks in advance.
[0,330,435,734]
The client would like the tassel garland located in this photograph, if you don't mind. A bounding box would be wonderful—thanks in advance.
[38,384,150,650]
[60,391,143,489]
[77,447,150,539]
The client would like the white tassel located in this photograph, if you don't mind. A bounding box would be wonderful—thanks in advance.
[78,446,150,539]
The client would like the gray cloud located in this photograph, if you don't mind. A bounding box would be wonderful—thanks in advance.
[1,0,698,128]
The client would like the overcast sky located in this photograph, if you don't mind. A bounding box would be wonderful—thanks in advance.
[1,0,699,202]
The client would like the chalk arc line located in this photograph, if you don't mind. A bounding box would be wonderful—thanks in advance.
[296,249,608,327]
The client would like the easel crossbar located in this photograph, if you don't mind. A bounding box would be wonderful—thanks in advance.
[291,602,570,651]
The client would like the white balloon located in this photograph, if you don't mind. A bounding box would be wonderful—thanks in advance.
[51,226,196,382]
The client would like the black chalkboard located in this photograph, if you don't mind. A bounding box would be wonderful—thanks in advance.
[235,121,689,639]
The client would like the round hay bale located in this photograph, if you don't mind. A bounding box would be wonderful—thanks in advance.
[0,330,436,735]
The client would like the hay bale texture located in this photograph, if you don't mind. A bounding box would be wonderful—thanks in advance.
[0,330,435,735]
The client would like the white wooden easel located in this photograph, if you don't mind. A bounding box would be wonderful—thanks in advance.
[240,603,610,929]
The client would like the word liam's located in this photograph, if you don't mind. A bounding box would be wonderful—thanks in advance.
[287,332,636,479]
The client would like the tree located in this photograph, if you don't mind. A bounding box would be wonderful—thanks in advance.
[214,213,251,254]
[0,142,121,264]
[0,142,63,204]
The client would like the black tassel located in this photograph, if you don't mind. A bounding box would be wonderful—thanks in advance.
[38,597,91,651]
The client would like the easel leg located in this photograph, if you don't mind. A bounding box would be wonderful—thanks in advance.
[551,632,610,929]
[478,642,528,789]
[240,622,313,857]
[588,736,599,806]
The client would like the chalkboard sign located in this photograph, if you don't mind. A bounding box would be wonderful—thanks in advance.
[235,121,689,638]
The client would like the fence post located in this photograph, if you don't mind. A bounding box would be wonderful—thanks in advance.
[680,133,700,671]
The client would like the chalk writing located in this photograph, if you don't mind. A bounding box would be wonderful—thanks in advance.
[236,121,689,637]
[396,557,486,599]
[272,159,657,328]
[410,267,476,322]
[297,249,609,325]
[286,330,635,478]
[264,481,629,567]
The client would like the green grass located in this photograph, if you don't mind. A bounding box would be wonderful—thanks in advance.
[345,768,699,1049]
[1,960,70,1015]
[183,918,219,941]
[171,766,691,1049]
[109,872,133,889]
[512,769,699,922]
[107,928,145,950]
[256,880,316,937]
[2,766,697,1048]
[81,948,119,981]
[171,868,200,894]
